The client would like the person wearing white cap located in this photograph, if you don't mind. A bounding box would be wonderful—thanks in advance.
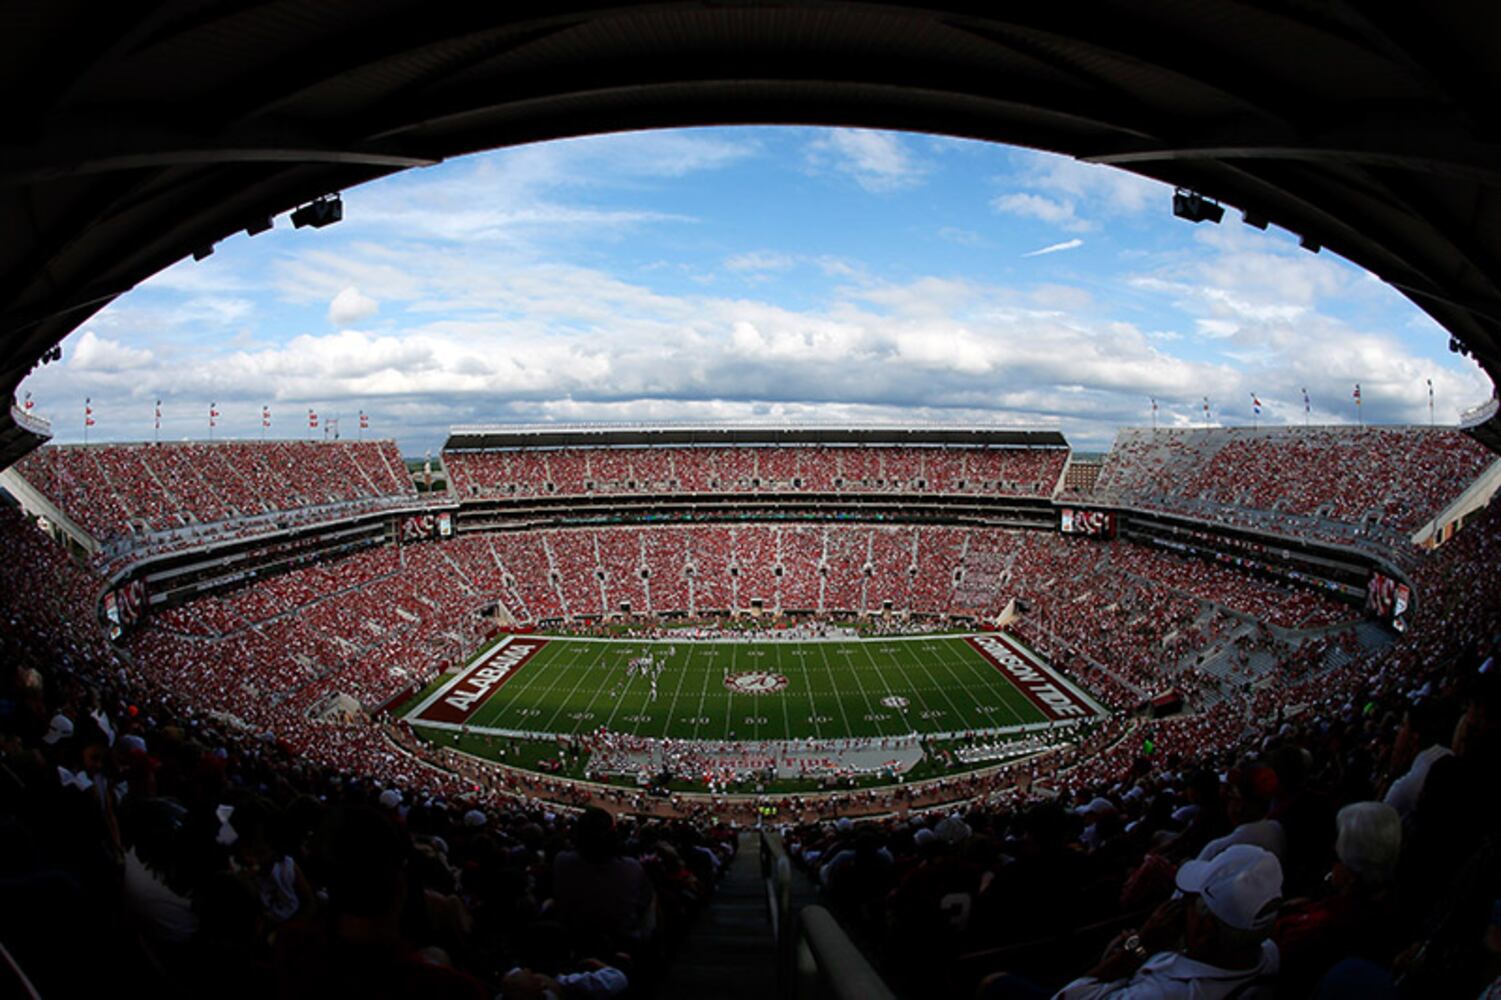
[1053,844,1282,999]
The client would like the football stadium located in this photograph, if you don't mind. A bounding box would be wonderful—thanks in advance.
[4,5,1501,1000]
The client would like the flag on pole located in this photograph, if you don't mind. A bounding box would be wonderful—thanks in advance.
[209,402,219,428]
[1202,396,1211,422]
[154,400,161,429]
[23,391,33,413]
[1301,387,1310,413]
[1250,393,1262,415]
[359,410,369,430]
[85,398,95,427]
[262,405,271,429]
[1353,383,1361,403]
[308,409,318,430]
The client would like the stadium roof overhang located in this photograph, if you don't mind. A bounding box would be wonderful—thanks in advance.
[4,1,1501,463]
[443,424,1069,451]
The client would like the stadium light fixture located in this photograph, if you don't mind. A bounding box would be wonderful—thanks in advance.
[1171,188,1224,224]
[291,194,343,229]
[1241,210,1268,230]
[1299,234,1321,253]
[192,244,214,261]
[243,216,273,237]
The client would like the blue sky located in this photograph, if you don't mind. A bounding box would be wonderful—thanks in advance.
[22,127,1490,455]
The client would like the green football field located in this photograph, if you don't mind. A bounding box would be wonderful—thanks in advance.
[405,633,1105,742]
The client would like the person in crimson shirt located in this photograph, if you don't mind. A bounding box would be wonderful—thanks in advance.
[273,805,487,1000]
[1272,802,1404,996]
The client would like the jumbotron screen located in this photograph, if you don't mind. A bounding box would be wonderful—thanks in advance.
[1059,508,1116,538]
[1366,571,1411,632]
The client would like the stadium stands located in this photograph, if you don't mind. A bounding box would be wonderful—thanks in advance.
[13,439,418,556]
[5,419,1501,997]
[1092,426,1495,556]
[2,423,1501,997]
[443,443,1069,500]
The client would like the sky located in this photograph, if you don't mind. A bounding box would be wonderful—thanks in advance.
[20,126,1491,456]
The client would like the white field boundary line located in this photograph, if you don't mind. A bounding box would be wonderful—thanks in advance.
[403,631,1110,742]
[407,714,1093,746]
[525,631,975,645]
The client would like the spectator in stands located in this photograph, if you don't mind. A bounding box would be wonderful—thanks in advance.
[550,808,656,952]
[273,805,489,998]
[1054,845,1283,999]
[1381,699,1456,821]
[1273,802,1403,994]
[1196,764,1285,863]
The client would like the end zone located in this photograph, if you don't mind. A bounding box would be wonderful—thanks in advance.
[967,633,1107,721]
[405,637,550,727]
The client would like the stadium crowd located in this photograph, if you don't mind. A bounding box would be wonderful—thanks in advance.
[771,498,1501,998]
[1093,426,1494,561]
[443,444,1069,500]
[14,440,421,567]
[3,420,1499,996]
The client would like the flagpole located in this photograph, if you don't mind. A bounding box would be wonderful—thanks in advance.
[1427,378,1434,427]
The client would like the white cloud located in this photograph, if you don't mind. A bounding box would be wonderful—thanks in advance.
[937,227,984,246]
[1023,238,1084,257]
[22,131,1486,454]
[725,251,796,273]
[992,151,1168,233]
[992,193,1084,230]
[337,132,753,246]
[1024,156,1162,215]
[328,286,379,327]
[805,129,928,193]
[67,330,154,372]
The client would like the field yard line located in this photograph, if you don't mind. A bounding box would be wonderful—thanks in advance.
[795,644,823,739]
[689,645,713,740]
[576,643,633,728]
[778,645,793,740]
[527,642,595,733]
[906,639,997,732]
[942,638,1030,728]
[720,643,738,740]
[538,642,614,734]
[663,641,695,739]
[854,642,923,733]
[600,646,653,734]
[872,640,965,730]
[819,641,881,737]
[467,641,569,728]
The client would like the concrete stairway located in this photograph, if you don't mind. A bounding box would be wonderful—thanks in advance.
[659,830,814,999]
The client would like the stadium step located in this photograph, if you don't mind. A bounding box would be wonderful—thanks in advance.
[660,830,789,999]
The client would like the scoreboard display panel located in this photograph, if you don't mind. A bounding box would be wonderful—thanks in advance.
[1060,508,1116,538]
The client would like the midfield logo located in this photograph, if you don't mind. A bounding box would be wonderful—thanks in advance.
[724,671,790,695]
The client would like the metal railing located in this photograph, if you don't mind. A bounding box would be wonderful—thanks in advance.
[759,829,897,1000]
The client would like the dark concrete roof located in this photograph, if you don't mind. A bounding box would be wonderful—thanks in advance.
[4,1,1501,456]
[443,425,1069,451]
